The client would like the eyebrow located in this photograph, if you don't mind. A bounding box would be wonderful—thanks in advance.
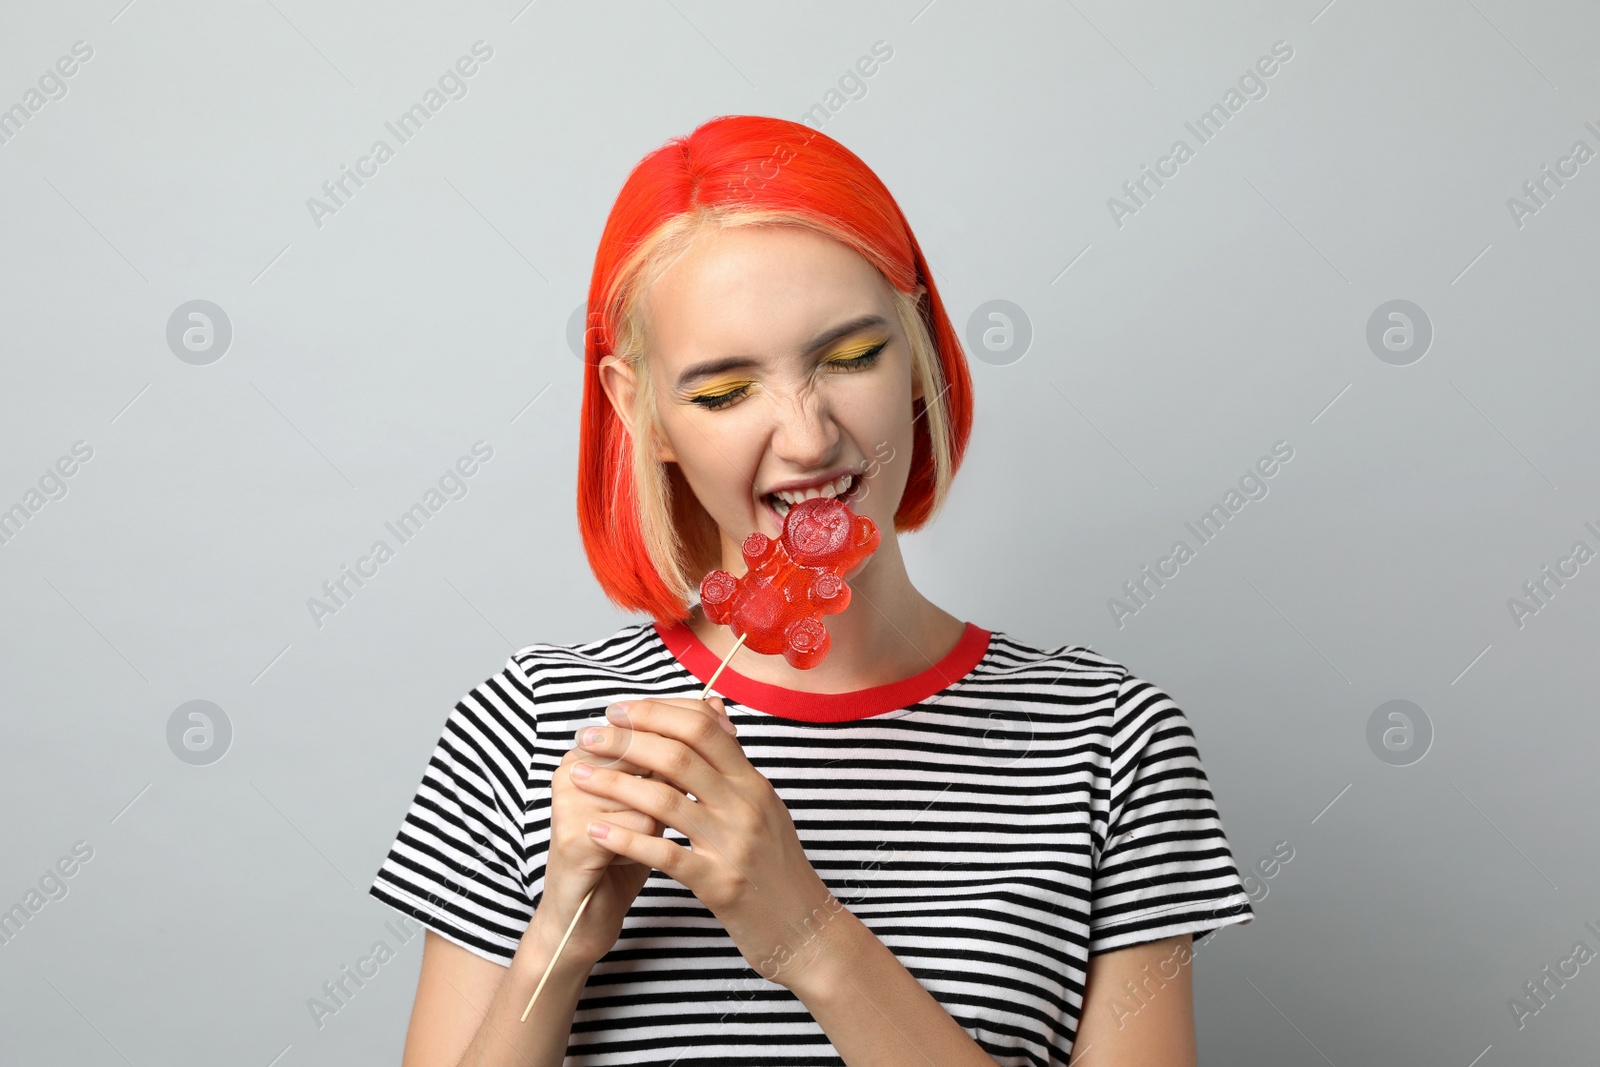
[674,313,891,391]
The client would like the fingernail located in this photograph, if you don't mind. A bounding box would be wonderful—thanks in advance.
[607,703,630,725]
[583,728,605,746]
[719,715,737,736]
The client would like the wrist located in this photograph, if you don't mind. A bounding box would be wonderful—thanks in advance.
[518,908,602,978]
[771,895,863,1001]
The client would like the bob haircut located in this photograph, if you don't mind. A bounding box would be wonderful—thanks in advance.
[577,114,974,627]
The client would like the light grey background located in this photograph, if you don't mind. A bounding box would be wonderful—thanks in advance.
[2,0,1596,1063]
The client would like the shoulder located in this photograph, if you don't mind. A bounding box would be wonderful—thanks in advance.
[505,621,666,690]
[491,622,681,741]
[972,630,1132,706]
[972,632,1188,736]
[979,630,1128,682]
[438,623,667,777]
[443,623,661,733]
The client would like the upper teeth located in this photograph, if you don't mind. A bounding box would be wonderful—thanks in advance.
[770,473,854,509]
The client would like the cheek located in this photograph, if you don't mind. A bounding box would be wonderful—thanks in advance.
[845,391,916,497]
[848,359,914,431]
[882,379,919,454]
[664,419,762,506]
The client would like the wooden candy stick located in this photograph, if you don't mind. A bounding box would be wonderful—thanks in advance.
[521,629,748,1022]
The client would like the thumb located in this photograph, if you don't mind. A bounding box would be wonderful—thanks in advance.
[707,695,726,715]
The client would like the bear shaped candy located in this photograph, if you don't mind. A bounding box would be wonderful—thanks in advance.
[698,495,881,670]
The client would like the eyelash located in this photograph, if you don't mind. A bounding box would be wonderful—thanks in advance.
[689,342,887,411]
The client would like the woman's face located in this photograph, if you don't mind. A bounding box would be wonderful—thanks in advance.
[604,224,925,561]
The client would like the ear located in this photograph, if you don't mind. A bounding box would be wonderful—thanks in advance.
[599,355,677,463]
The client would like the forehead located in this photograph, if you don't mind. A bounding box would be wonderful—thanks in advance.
[641,225,892,361]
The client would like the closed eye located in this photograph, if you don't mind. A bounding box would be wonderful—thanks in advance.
[688,342,887,411]
[827,342,887,372]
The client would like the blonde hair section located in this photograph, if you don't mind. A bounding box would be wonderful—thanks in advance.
[600,207,956,610]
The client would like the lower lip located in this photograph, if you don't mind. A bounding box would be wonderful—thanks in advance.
[761,475,865,527]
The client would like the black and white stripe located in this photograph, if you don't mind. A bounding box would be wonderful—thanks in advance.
[370,623,1253,1065]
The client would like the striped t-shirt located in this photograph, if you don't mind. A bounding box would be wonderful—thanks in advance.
[369,619,1254,1065]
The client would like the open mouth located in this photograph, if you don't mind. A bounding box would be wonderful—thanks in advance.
[761,472,864,523]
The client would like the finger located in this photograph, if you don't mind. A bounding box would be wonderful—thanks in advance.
[573,750,654,777]
[600,808,663,866]
[563,742,653,778]
[705,696,738,735]
[563,754,657,813]
[609,697,733,735]
[571,762,678,817]
[572,762,730,857]
[580,716,736,807]
[587,814,700,883]
[606,807,660,836]
[578,765,767,897]
[606,697,740,766]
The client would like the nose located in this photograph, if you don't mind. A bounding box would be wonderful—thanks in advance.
[768,387,841,470]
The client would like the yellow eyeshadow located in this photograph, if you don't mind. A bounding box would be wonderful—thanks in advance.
[689,379,755,400]
[686,339,886,402]
[824,337,890,362]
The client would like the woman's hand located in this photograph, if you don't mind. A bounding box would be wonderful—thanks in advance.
[529,729,667,970]
[572,696,845,990]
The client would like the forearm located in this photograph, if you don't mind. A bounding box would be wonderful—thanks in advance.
[785,904,998,1067]
[451,916,594,1067]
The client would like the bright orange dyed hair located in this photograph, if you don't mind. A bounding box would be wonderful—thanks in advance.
[577,114,975,627]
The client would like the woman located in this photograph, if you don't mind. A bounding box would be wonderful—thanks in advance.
[370,114,1254,1066]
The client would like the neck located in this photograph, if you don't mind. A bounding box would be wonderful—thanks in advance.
[686,532,964,694]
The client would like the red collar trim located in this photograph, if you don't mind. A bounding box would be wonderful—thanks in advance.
[651,619,991,722]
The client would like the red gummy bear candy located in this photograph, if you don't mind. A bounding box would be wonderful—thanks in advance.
[698,496,880,670]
